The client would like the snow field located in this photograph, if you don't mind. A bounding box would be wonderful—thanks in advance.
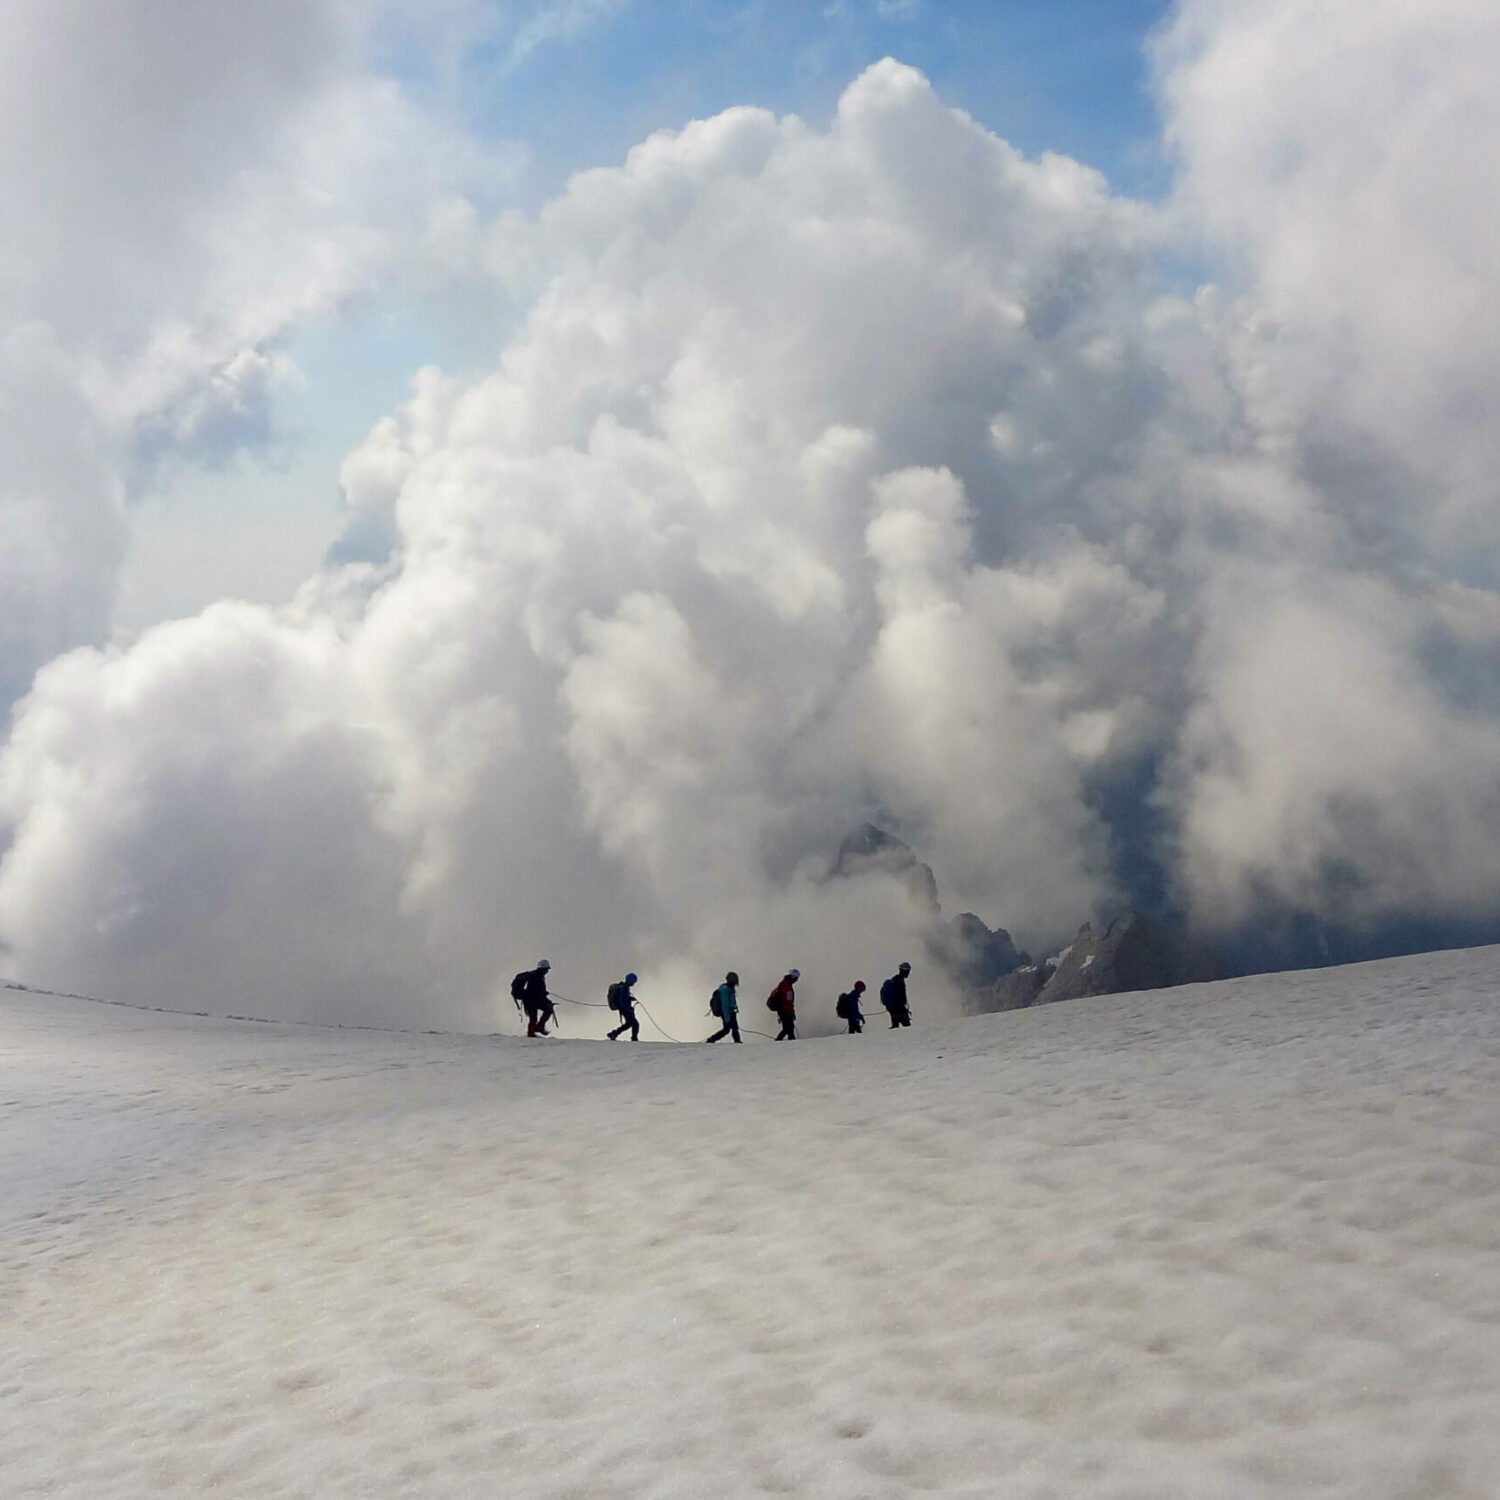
[3,947,1500,1498]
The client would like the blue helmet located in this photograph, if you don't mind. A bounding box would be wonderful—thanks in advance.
[625,972,638,986]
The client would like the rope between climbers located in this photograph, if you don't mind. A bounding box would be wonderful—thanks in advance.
[540,989,782,1044]
[8,978,806,1045]
[2,979,471,1038]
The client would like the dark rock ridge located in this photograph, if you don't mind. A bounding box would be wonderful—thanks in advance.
[831,824,1222,1013]
[972,910,1221,1013]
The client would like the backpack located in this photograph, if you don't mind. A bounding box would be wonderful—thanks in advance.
[607,981,628,1013]
[835,994,851,1020]
[880,977,896,1008]
[709,990,723,1018]
[511,971,528,1002]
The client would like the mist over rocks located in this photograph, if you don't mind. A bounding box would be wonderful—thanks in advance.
[830,823,1219,1016]
[930,912,1028,992]
[831,823,1028,998]
[830,823,940,916]
[4,5,1500,1027]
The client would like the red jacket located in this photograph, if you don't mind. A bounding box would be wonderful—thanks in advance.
[767,976,796,1015]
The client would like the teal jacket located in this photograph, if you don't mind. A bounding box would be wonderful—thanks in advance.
[714,981,739,1018]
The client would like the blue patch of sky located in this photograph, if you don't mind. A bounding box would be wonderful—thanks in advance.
[396,0,1177,205]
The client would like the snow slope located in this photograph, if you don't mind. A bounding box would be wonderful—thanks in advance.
[3,948,1499,1499]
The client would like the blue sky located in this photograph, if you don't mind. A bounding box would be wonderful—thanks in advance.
[425,0,1175,205]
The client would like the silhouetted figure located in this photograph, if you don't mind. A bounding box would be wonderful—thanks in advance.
[607,972,640,1040]
[880,962,912,1028]
[705,971,742,1044]
[768,969,799,1040]
[513,959,555,1036]
[836,980,867,1034]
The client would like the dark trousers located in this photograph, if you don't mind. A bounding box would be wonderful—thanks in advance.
[886,1005,910,1028]
[775,1010,796,1040]
[847,1015,863,1033]
[608,1003,639,1040]
[526,999,555,1036]
[706,1014,741,1043]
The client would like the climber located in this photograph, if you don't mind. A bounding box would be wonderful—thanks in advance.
[511,960,556,1037]
[879,962,912,1028]
[768,969,800,1040]
[705,971,742,1044]
[607,973,641,1041]
[836,980,867,1034]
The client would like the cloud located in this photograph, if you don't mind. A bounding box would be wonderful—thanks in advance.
[0,0,515,712]
[0,324,126,709]
[1153,0,1500,549]
[1171,569,1500,928]
[506,0,628,69]
[1149,0,1500,929]
[5,6,1500,1026]
[0,60,1159,1020]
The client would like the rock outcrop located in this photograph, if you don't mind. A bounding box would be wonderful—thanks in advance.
[831,827,1221,1014]
[964,962,1050,1014]
[1029,910,1220,1007]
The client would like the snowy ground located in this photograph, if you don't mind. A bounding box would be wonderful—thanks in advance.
[3,950,1500,1499]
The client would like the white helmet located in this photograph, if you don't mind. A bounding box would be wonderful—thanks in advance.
[537,959,551,971]
[788,968,800,980]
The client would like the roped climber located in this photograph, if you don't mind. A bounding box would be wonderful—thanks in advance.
[768,968,800,1040]
[607,972,641,1041]
[836,980,867,1034]
[705,971,742,1044]
[512,959,556,1037]
[879,961,912,1028]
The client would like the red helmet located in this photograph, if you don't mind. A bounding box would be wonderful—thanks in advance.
[853,980,866,992]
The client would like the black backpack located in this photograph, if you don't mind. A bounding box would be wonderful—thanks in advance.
[607,981,628,1012]
[835,994,851,1020]
[511,971,528,1002]
[709,989,723,1018]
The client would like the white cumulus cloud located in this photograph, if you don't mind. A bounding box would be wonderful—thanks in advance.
[0,0,516,707]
